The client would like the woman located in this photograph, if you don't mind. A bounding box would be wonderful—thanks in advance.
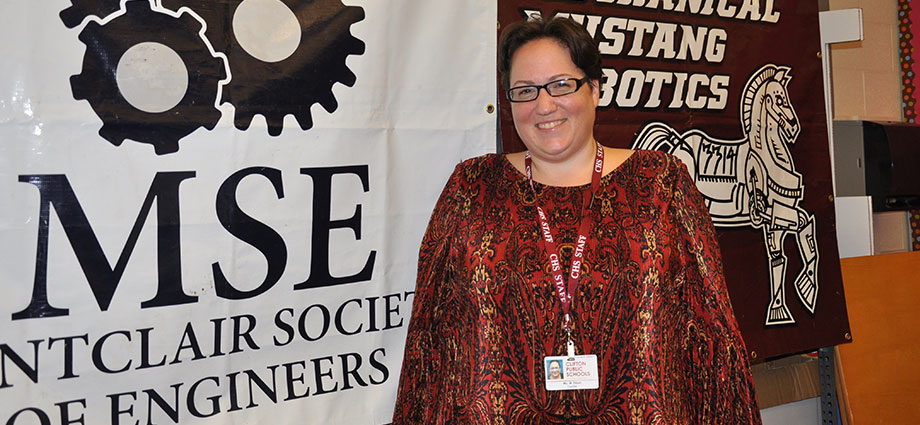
[393,16,760,424]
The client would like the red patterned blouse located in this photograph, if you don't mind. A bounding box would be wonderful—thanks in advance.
[393,150,761,424]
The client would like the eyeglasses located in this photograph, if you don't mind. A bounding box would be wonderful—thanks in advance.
[507,78,589,102]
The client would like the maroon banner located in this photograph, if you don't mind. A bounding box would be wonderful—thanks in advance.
[498,1,851,360]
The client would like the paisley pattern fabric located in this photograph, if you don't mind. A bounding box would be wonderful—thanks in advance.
[393,150,761,424]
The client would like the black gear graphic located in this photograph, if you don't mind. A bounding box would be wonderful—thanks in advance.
[160,0,365,136]
[70,0,226,154]
[59,0,122,28]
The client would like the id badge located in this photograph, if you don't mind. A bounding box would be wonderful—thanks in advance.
[543,355,599,391]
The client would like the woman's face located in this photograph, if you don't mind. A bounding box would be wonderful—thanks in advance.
[509,38,599,162]
[548,361,562,379]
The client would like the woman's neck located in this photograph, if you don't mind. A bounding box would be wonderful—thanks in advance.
[506,144,634,188]
[527,141,598,187]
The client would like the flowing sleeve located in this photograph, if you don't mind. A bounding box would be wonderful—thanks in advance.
[391,163,465,424]
[668,158,762,424]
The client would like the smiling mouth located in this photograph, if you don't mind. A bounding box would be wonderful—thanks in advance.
[536,119,566,130]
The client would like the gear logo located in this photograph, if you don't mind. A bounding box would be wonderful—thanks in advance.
[67,1,226,154]
[62,0,365,154]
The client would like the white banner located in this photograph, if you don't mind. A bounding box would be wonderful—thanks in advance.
[0,1,495,424]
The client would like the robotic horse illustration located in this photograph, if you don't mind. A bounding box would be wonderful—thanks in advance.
[633,64,819,326]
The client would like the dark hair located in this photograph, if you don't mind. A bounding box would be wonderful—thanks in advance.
[498,16,602,93]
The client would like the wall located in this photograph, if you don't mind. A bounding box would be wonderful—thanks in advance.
[829,0,901,121]
[825,5,918,423]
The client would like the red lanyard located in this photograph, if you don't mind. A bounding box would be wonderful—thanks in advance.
[524,143,604,350]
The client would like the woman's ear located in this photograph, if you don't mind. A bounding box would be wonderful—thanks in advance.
[590,79,600,108]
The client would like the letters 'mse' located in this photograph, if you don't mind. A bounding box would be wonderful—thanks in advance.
[13,165,376,320]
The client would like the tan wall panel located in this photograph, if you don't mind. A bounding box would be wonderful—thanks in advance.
[829,0,901,121]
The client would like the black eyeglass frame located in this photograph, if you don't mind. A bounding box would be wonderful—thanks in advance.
[506,77,590,103]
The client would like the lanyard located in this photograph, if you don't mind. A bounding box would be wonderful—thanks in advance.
[525,143,604,356]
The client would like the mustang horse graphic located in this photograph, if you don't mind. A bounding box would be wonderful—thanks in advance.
[632,64,818,326]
